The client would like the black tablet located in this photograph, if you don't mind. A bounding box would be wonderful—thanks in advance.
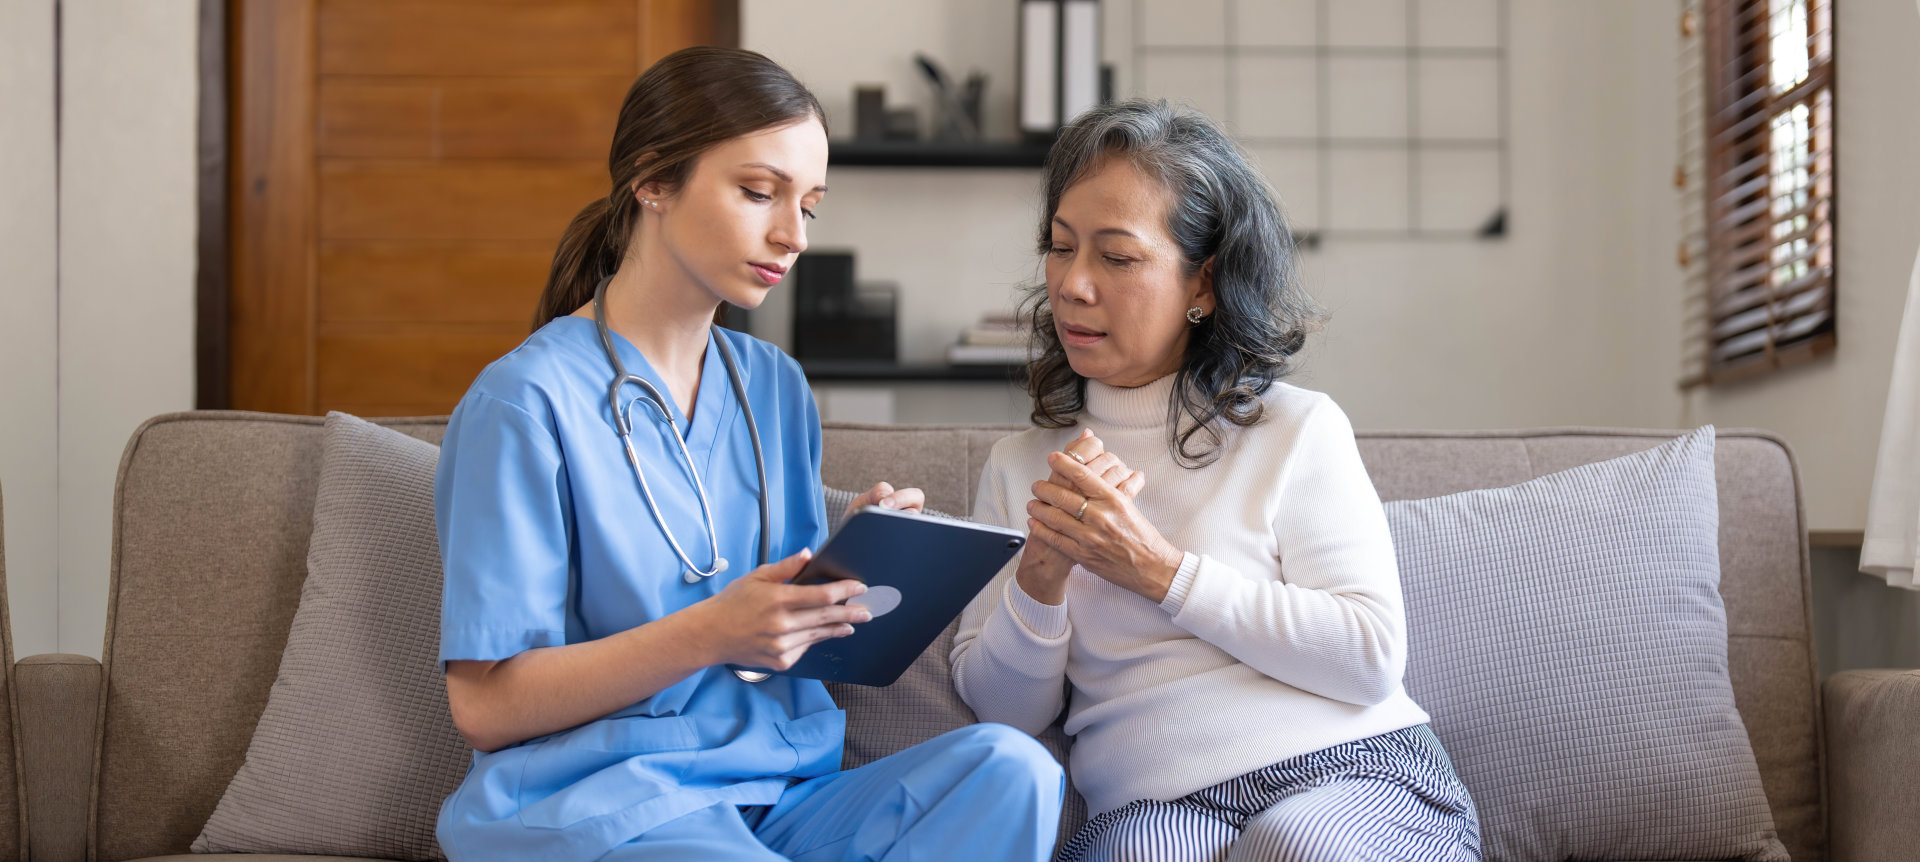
[764,506,1025,687]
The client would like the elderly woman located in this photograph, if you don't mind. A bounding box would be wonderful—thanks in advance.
[951,100,1480,862]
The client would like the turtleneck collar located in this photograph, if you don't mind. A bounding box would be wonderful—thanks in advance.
[1084,372,1178,430]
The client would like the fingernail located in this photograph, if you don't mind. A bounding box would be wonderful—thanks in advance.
[879,497,895,509]
[853,582,868,595]
[856,610,873,622]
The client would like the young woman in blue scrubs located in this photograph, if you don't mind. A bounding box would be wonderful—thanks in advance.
[433,47,1065,861]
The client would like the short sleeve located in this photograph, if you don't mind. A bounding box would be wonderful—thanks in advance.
[772,348,830,557]
[798,372,829,553]
[435,391,573,665]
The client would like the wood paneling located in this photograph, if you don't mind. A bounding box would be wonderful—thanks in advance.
[229,0,735,416]
[639,0,731,68]
[318,240,552,325]
[318,0,636,77]
[230,0,317,416]
[317,81,435,159]
[319,77,629,160]
[197,0,230,408]
[317,331,529,414]
[319,161,604,240]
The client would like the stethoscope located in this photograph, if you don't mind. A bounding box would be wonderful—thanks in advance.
[593,275,774,682]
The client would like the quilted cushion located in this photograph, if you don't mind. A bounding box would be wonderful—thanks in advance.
[1386,426,1786,861]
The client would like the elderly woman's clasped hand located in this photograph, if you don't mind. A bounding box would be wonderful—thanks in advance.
[1023,432,1184,604]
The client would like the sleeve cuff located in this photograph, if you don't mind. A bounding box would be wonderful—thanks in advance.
[1005,577,1071,640]
[439,626,568,666]
[1158,552,1203,615]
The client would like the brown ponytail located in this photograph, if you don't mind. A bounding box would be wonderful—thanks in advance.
[531,47,827,331]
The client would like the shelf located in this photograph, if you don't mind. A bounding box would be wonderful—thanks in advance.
[800,361,1026,382]
[828,139,1053,168]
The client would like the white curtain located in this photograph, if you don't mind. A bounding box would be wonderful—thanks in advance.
[1860,239,1920,590]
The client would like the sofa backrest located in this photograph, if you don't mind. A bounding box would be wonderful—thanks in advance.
[817,423,1825,862]
[91,413,1821,861]
[91,413,446,861]
[0,487,25,862]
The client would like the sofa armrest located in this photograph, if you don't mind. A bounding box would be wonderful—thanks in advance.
[1826,669,1920,862]
[16,653,101,862]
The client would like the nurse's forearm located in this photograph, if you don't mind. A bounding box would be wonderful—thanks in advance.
[446,612,717,753]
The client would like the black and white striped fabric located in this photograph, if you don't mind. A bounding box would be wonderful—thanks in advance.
[1059,725,1479,862]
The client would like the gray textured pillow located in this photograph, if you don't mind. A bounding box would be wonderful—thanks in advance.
[1386,426,1787,862]
[194,412,468,860]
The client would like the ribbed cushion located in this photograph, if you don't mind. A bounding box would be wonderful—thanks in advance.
[1385,427,1785,861]
[192,413,467,860]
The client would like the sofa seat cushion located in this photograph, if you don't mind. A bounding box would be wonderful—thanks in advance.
[135,856,406,861]
[1385,427,1785,861]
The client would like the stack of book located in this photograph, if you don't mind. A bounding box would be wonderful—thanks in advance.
[946,313,1033,365]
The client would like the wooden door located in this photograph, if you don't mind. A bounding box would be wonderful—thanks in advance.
[227,0,737,416]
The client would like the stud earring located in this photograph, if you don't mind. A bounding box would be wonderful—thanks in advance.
[1186,306,1206,324]
[640,197,657,210]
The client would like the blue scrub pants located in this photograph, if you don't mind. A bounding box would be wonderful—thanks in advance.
[601,723,1065,861]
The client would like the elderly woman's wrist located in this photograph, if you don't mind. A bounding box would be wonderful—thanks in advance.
[1138,544,1185,603]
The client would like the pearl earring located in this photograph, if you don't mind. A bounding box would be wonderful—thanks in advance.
[1186,306,1206,324]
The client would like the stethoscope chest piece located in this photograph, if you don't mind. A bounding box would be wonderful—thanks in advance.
[683,558,727,584]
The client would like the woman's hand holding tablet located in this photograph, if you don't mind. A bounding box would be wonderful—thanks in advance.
[691,549,872,674]
[755,506,1027,686]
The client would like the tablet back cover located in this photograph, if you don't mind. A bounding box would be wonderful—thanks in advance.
[779,508,1023,686]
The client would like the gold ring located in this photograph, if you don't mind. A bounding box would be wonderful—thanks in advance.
[1074,499,1090,521]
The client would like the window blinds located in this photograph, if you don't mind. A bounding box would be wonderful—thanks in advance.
[1678,0,1836,389]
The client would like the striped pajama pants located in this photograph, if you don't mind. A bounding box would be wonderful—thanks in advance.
[1060,725,1480,862]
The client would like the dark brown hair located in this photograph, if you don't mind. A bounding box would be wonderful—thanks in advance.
[1024,99,1327,467]
[532,47,827,331]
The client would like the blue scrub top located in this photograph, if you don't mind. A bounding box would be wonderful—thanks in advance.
[433,316,836,861]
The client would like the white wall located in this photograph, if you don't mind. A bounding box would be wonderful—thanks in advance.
[0,0,61,659]
[1676,0,1920,532]
[745,0,1681,433]
[55,0,200,657]
[1298,0,1663,428]
[0,0,198,659]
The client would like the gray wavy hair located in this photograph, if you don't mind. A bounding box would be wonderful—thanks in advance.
[1021,99,1328,468]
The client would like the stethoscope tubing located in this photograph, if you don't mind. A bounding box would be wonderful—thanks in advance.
[592,275,774,682]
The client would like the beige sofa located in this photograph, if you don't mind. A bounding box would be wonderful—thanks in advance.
[1,411,1917,861]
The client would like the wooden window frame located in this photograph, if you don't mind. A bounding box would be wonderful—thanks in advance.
[1683,0,1837,389]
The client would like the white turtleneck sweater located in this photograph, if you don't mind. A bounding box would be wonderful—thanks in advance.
[950,374,1430,816]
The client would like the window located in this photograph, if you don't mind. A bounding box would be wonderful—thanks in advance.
[1677,0,1835,388]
